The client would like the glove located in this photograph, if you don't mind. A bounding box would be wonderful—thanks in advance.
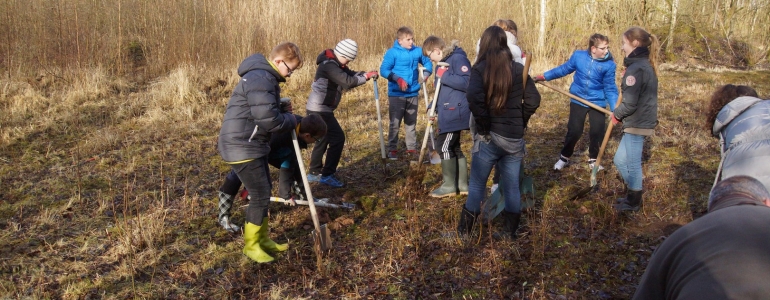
[364,71,379,80]
[534,74,545,82]
[436,67,447,78]
[397,77,408,91]
[279,98,292,113]
[611,113,622,125]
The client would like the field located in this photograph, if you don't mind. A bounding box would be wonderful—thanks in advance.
[2,0,770,299]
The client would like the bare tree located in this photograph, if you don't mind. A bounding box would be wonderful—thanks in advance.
[538,0,546,53]
[666,0,679,53]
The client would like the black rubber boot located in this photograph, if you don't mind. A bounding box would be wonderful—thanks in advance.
[457,205,479,235]
[500,210,522,239]
[430,158,458,198]
[614,189,643,212]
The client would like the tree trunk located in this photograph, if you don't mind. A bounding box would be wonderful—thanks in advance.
[666,0,679,53]
[538,0,546,53]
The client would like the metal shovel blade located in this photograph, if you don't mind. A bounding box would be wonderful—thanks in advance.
[310,224,333,251]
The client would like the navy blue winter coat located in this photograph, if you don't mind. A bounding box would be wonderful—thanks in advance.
[430,45,471,133]
[544,50,619,111]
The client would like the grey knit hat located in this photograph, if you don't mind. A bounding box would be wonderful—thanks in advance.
[334,39,358,61]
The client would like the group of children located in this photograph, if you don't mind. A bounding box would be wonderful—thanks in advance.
[216,22,660,263]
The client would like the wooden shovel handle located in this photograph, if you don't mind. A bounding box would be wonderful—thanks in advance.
[537,81,612,116]
[594,93,623,168]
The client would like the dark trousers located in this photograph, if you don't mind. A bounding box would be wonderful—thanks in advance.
[561,102,606,159]
[231,157,272,224]
[435,131,464,159]
[267,156,302,199]
[308,111,345,177]
[220,170,242,196]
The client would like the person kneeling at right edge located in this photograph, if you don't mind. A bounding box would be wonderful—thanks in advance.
[459,26,540,239]
[421,36,472,198]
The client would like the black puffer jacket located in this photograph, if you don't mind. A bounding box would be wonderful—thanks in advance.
[218,54,297,163]
[305,49,367,113]
[614,54,658,130]
[467,60,541,139]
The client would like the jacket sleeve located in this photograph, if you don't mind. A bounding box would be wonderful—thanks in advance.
[520,64,542,128]
[603,65,619,111]
[544,51,578,81]
[420,51,433,75]
[439,55,471,92]
[322,62,366,90]
[380,49,396,81]
[613,67,644,120]
[466,66,490,131]
[246,78,296,134]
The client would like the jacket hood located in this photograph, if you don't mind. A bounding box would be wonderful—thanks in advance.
[316,49,342,66]
[392,39,417,52]
[442,41,465,61]
[713,96,765,135]
[594,51,614,62]
[237,53,285,82]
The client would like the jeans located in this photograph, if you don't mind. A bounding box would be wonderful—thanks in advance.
[308,111,345,177]
[562,102,607,159]
[231,157,272,224]
[465,138,525,214]
[388,96,418,151]
[613,133,645,191]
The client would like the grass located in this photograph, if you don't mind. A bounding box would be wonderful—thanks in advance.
[2,52,769,298]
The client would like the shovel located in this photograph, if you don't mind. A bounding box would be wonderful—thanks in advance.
[373,77,387,160]
[419,66,442,165]
[270,197,355,210]
[537,81,612,116]
[570,93,623,200]
[417,62,449,166]
[291,130,333,259]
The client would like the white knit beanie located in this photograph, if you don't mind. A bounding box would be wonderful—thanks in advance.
[334,39,358,61]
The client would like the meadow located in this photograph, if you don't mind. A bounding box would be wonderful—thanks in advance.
[1,0,770,298]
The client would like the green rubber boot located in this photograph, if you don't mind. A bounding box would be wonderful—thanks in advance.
[430,158,459,198]
[243,222,274,263]
[458,157,469,195]
[258,217,288,252]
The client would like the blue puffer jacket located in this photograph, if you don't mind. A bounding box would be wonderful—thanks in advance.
[380,40,433,97]
[544,50,618,111]
[712,96,770,192]
[430,45,471,133]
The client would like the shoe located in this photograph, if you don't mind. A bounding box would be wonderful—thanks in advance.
[320,174,345,188]
[588,159,604,171]
[243,222,275,263]
[553,155,569,170]
[490,183,499,195]
[387,150,399,160]
[218,191,241,232]
[430,158,458,198]
[307,173,321,182]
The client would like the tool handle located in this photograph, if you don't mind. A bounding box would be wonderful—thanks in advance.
[537,81,612,116]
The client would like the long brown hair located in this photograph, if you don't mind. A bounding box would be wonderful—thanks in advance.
[477,26,513,114]
[623,27,659,75]
[705,84,758,133]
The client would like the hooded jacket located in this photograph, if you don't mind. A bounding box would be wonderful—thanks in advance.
[218,53,297,163]
[712,96,770,191]
[430,43,472,133]
[544,49,619,111]
[306,49,368,113]
[380,40,433,97]
[613,51,658,132]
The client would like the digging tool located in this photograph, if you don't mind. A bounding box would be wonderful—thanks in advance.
[417,62,449,166]
[537,81,612,116]
[291,130,333,257]
[419,66,441,165]
[270,197,355,210]
[570,93,624,200]
[373,77,387,160]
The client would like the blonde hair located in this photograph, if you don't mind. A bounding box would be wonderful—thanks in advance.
[396,26,414,39]
[270,42,304,70]
[492,19,518,38]
[421,36,446,56]
[623,27,659,75]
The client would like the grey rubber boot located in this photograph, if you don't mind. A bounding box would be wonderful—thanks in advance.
[457,157,469,195]
[430,158,459,198]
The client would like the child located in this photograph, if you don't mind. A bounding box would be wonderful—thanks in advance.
[534,33,619,171]
[305,39,378,188]
[421,36,471,198]
[217,114,327,233]
[460,26,541,239]
[218,42,303,263]
[612,27,659,212]
[475,19,524,65]
[380,26,433,160]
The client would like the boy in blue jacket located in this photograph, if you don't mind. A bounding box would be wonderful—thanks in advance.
[380,26,433,161]
[422,36,472,197]
[535,33,618,171]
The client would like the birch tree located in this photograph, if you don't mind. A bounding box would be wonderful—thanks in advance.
[666,0,679,53]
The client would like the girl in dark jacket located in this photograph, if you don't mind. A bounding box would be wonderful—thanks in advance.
[535,34,619,171]
[458,26,541,238]
[612,27,660,212]
[218,42,303,263]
